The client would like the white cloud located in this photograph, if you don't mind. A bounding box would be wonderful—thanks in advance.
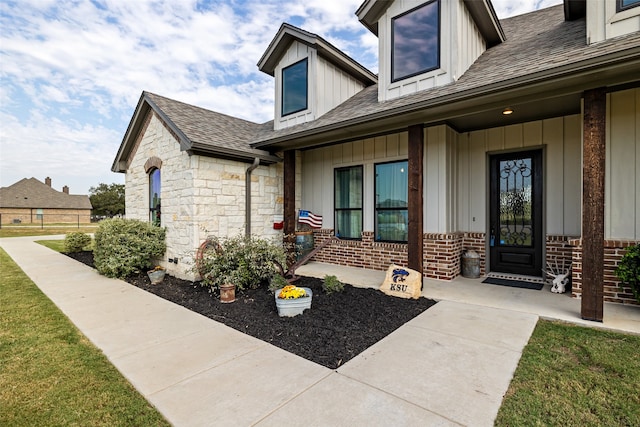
[0,0,557,193]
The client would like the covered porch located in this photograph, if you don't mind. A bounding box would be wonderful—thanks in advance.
[296,261,640,335]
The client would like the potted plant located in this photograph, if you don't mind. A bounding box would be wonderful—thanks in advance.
[275,284,313,317]
[147,265,166,284]
[195,235,286,303]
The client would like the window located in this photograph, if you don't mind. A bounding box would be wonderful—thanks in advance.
[391,0,440,82]
[282,58,308,116]
[375,161,408,242]
[618,0,640,11]
[335,166,362,239]
[149,168,161,226]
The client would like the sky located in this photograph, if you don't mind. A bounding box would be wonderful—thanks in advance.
[0,0,562,195]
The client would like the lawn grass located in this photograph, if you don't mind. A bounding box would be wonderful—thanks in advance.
[36,239,67,252]
[496,319,640,426]
[0,225,97,238]
[0,248,170,426]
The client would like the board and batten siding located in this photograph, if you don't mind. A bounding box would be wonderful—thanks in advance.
[456,115,582,236]
[377,0,485,102]
[606,88,640,240]
[587,0,640,44]
[300,125,456,234]
[274,41,367,131]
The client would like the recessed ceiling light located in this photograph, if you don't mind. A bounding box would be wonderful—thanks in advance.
[502,107,514,115]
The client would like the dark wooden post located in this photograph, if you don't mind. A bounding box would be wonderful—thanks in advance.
[283,150,296,267]
[581,88,606,322]
[408,124,424,275]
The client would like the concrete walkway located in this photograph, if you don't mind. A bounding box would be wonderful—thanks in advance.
[2,236,636,426]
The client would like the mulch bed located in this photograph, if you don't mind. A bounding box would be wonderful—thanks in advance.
[65,251,436,369]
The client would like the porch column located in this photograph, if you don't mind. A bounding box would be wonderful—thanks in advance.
[408,124,424,275]
[284,150,296,266]
[581,88,606,322]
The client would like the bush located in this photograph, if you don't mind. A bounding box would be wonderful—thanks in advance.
[197,235,286,292]
[615,244,640,303]
[64,232,92,252]
[322,274,344,294]
[269,274,289,294]
[93,218,166,279]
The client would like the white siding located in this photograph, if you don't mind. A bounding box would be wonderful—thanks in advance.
[606,88,640,239]
[274,41,314,130]
[587,0,640,44]
[274,41,367,131]
[456,116,582,236]
[316,56,366,118]
[377,0,486,102]
[301,132,409,231]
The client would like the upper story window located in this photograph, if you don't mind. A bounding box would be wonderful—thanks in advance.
[282,58,308,116]
[618,0,640,11]
[335,165,363,239]
[149,168,161,226]
[391,0,440,82]
[375,161,408,242]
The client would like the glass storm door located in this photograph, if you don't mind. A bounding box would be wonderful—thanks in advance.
[489,150,543,276]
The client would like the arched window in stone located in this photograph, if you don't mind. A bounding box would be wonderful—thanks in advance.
[145,157,162,227]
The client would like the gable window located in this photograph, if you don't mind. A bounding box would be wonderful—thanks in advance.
[335,166,362,239]
[282,58,308,116]
[618,0,640,11]
[149,168,161,226]
[375,161,408,242]
[391,0,440,82]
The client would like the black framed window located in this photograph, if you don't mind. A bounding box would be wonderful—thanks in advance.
[391,0,440,82]
[375,161,408,242]
[618,0,640,11]
[149,168,161,226]
[335,166,362,239]
[282,58,308,116]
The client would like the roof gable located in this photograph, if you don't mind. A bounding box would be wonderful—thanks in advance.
[112,92,280,173]
[257,23,377,85]
[356,0,505,46]
[0,178,92,209]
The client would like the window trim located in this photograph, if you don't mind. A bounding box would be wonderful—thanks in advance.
[281,58,309,117]
[391,0,441,83]
[618,0,640,12]
[149,167,161,227]
[334,165,363,240]
[374,160,408,243]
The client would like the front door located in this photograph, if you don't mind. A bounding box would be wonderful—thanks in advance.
[489,150,543,277]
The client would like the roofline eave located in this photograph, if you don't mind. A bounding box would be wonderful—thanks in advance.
[252,48,640,150]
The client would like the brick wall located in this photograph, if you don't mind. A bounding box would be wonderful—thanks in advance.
[0,208,91,224]
[569,238,638,305]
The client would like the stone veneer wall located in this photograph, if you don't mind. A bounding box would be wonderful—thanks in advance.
[569,238,639,305]
[125,111,284,280]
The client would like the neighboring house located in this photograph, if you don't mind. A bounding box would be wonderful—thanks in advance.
[0,177,93,224]
[112,0,640,318]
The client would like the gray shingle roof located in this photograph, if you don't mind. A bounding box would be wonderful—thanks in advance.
[145,92,271,154]
[251,5,640,147]
[0,178,92,209]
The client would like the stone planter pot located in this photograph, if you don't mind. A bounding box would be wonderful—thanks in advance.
[219,283,236,303]
[147,269,166,285]
[275,287,312,317]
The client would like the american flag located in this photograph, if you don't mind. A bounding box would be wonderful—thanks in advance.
[298,210,323,228]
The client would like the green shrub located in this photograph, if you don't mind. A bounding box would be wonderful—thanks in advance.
[64,232,92,252]
[197,235,286,292]
[322,274,344,294]
[615,244,640,303]
[269,274,289,294]
[93,218,166,279]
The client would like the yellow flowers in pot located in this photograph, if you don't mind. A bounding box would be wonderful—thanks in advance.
[278,285,308,299]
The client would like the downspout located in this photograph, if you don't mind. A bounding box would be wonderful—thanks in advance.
[245,157,260,237]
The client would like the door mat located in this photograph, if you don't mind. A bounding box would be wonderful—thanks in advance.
[482,277,544,290]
